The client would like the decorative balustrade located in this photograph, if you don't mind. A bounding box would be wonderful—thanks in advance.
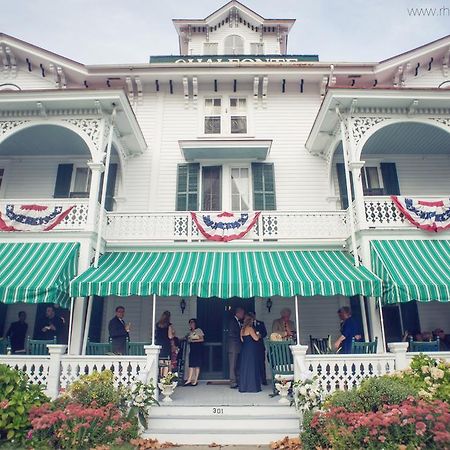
[105,210,349,242]
[0,355,50,385]
[0,199,91,231]
[362,195,447,229]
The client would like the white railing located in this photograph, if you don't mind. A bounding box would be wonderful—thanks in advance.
[0,199,91,231]
[0,355,50,386]
[105,210,349,242]
[305,354,396,393]
[363,195,448,229]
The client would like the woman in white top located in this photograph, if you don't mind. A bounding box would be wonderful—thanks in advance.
[184,318,205,386]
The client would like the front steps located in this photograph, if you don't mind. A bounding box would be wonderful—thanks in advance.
[145,404,300,445]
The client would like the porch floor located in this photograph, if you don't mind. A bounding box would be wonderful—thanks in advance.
[167,382,282,406]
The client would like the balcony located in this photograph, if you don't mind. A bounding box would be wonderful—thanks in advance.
[0,199,92,232]
[105,210,349,244]
[362,195,448,230]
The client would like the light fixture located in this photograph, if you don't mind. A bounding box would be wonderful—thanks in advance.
[266,297,273,313]
[180,298,186,314]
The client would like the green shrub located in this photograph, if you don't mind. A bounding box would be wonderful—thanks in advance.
[392,354,450,403]
[325,376,417,413]
[64,370,128,410]
[300,410,328,450]
[0,364,49,444]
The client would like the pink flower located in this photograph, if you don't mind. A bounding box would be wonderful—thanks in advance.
[379,435,386,443]
[416,421,427,436]
[0,400,9,409]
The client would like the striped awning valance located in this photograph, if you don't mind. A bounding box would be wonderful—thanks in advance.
[70,250,382,299]
[0,242,79,307]
[371,240,450,304]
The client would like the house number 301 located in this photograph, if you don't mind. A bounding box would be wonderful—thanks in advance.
[212,407,224,414]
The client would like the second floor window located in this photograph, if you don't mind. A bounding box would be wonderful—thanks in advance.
[204,98,222,134]
[71,167,91,195]
[361,166,383,196]
[203,43,218,55]
[250,42,264,54]
[203,97,248,135]
[224,35,244,54]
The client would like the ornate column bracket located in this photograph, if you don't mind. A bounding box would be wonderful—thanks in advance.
[429,117,450,130]
[348,160,365,171]
[62,118,103,152]
[0,120,30,140]
[351,116,389,148]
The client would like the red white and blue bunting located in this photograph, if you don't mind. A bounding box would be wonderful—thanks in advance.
[0,204,75,232]
[391,196,450,232]
[191,211,261,242]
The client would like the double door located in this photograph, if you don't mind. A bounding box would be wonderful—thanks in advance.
[197,297,255,379]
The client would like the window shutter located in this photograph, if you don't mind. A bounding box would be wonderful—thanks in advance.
[380,162,400,195]
[105,164,118,211]
[176,163,200,211]
[53,164,73,198]
[336,163,355,209]
[88,296,105,342]
[252,163,276,210]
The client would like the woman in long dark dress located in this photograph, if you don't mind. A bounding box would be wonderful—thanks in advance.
[155,311,175,375]
[238,314,262,393]
[184,318,205,386]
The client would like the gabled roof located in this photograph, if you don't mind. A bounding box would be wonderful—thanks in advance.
[173,1,295,29]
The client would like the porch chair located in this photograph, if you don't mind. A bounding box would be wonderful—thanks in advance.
[27,337,56,355]
[350,337,378,354]
[86,339,113,355]
[409,337,439,353]
[128,341,151,356]
[266,339,294,394]
[309,335,332,354]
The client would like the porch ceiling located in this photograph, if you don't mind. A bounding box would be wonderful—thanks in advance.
[0,124,90,157]
[306,88,450,158]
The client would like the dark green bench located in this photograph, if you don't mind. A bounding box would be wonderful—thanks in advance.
[266,339,294,394]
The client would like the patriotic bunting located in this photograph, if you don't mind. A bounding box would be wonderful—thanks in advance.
[191,211,261,242]
[0,203,75,232]
[391,196,450,232]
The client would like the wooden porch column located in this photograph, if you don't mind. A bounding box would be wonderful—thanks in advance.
[86,162,105,232]
[349,161,367,230]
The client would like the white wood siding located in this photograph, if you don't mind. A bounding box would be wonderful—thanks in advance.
[3,69,56,90]
[404,67,448,89]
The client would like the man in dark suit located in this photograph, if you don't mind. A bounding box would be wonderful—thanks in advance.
[250,311,268,385]
[6,311,28,353]
[227,306,245,388]
[39,306,66,344]
[108,306,130,355]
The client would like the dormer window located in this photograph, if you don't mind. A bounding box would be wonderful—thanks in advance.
[203,97,248,135]
[250,43,264,55]
[203,43,218,55]
[224,35,244,55]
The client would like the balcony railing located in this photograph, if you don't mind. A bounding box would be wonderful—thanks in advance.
[0,199,91,231]
[363,195,447,229]
[105,210,349,242]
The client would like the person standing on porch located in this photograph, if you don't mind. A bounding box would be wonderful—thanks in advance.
[155,311,176,375]
[238,313,262,393]
[184,318,204,386]
[228,307,245,389]
[6,311,28,354]
[249,311,268,385]
[272,308,296,341]
[333,306,362,354]
[108,306,130,354]
[39,305,66,344]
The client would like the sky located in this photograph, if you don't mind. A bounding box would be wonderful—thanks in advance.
[0,0,449,65]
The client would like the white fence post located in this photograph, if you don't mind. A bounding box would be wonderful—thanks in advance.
[144,345,161,385]
[290,345,309,381]
[388,342,409,371]
[46,345,67,399]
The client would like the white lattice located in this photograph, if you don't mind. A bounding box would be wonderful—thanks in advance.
[305,354,396,394]
[0,199,90,231]
[0,356,50,386]
[351,117,388,145]
[0,120,30,138]
[106,211,349,242]
[59,356,146,389]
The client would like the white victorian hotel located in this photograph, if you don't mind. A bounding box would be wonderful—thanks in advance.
[0,1,450,445]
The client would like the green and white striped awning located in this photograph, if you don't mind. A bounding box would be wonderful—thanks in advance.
[0,242,79,307]
[70,250,382,299]
[371,240,450,304]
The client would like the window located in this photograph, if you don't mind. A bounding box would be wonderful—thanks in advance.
[230,98,247,134]
[252,163,276,210]
[203,43,218,55]
[361,166,383,196]
[71,166,91,196]
[176,163,200,211]
[250,42,264,55]
[202,166,222,211]
[204,98,222,134]
[224,35,244,54]
[231,168,250,211]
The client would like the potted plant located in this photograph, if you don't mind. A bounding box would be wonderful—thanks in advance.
[157,372,178,402]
